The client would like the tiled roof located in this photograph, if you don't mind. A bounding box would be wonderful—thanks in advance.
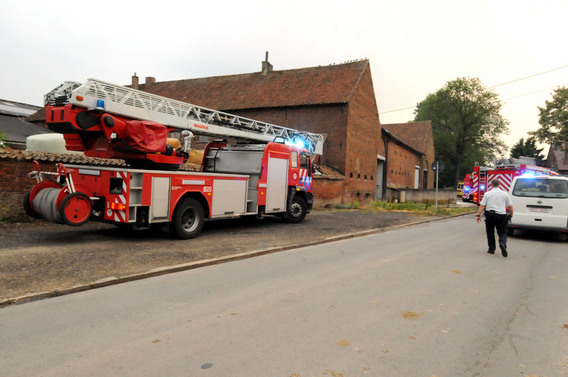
[382,121,432,154]
[136,60,370,110]
[314,165,345,180]
[0,148,125,166]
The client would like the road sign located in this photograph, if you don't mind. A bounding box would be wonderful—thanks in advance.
[432,161,445,172]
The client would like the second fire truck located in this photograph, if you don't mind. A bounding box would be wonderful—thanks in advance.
[23,79,325,239]
[468,159,553,205]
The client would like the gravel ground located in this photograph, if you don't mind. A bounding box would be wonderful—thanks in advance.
[0,209,438,305]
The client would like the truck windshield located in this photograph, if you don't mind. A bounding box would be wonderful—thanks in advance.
[512,178,568,198]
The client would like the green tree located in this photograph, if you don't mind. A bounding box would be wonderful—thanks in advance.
[530,86,568,146]
[414,77,509,187]
[510,137,544,165]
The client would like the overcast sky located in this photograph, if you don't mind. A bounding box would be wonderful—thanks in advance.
[1,0,567,153]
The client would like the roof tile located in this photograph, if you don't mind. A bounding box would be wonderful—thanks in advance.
[137,60,369,110]
[382,121,432,154]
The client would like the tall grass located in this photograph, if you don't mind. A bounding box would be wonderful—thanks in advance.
[332,200,474,217]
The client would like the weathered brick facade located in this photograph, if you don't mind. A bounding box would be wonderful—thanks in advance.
[344,65,384,199]
[0,154,59,221]
[1,158,28,220]
[382,121,435,190]
[384,141,422,188]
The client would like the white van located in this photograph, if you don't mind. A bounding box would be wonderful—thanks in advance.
[507,175,568,238]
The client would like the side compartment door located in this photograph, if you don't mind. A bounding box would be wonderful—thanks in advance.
[266,157,288,213]
[211,178,248,217]
[151,177,171,221]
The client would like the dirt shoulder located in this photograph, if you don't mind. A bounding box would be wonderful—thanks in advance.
[0,209,440,305]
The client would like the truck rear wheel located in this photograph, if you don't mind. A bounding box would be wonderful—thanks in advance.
[171,198,205,239]
[286,196,307,223]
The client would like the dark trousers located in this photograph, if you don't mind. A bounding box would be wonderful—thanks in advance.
[485,212,508,252]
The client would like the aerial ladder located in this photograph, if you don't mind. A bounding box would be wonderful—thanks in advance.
[25,79,325,238]
[44,79,324,169]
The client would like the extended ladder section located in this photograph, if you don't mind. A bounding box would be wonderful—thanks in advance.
[45,79,325,154]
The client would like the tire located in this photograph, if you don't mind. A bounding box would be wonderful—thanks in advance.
[286,196,307,223]
[58,192,92,226]
[170,198,205,239]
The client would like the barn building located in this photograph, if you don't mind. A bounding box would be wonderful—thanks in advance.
[132,58,385,202]
[132,57,436,203]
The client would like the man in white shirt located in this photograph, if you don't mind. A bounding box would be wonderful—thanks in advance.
[476,179,514,257]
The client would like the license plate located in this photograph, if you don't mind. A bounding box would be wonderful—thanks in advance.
[529,207,550,213]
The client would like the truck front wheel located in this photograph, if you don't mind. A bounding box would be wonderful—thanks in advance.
[286,196,307,223]
[171,198,205,239]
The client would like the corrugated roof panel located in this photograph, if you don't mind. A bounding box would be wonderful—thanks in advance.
[0,100,41,117]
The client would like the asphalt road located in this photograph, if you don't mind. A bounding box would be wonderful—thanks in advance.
[0,209,427,303]
[1,215,568,377]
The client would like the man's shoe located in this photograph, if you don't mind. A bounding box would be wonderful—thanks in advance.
[487,249,495,254]
[499,242,508,258]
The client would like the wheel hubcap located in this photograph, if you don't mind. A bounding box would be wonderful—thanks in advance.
[291,203,302,217]
[182,208,198,231]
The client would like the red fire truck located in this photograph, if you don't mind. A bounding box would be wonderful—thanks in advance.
[469,160,553,205]
[23,79,325,238]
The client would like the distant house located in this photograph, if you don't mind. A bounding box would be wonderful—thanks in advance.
[0,100,48,149]
[545,142,568,175]
[381,121,435,190]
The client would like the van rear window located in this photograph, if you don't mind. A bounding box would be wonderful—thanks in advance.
[512,178,568,198]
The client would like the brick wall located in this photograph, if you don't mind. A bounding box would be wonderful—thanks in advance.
[229,104,347,174]
[385,141,422,189]
[312,177,345,208]
[344,65,382,200]
[0,156,57,221]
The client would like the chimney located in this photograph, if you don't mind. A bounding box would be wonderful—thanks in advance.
[131,73,139,89]
[261,51,273,75]
[145,76,156,86]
